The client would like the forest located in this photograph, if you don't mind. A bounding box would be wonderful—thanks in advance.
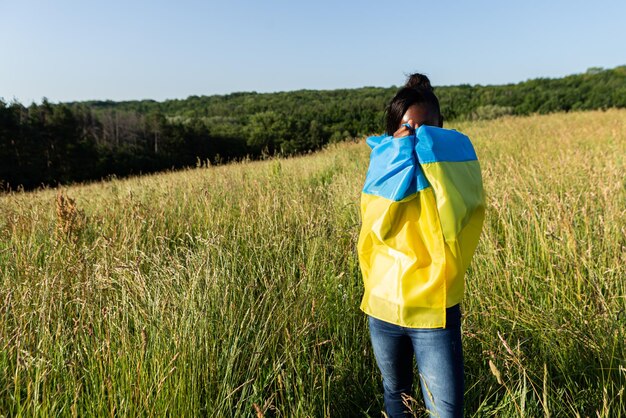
[1,65,625,190]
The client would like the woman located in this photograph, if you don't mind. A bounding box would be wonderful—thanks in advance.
[357,74,485,417]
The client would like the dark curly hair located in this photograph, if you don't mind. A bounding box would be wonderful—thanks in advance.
[384,73,442,135]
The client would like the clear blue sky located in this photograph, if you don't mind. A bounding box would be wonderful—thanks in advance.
[1,0,625,103]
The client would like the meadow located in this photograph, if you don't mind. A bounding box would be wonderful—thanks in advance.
[0,109,624,417]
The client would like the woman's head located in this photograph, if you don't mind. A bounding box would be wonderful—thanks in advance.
[385,73,443,134]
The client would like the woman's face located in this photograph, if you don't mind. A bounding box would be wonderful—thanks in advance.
[401,104,443,128]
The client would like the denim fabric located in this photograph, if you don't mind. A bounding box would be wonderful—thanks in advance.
[368,304,464,417]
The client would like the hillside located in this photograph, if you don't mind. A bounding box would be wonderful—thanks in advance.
[1,66,625,190]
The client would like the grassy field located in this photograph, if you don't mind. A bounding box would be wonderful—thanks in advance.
[1,109,625,417]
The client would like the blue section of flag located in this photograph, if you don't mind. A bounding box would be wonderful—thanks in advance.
[362,134,430,201]
[362,126,479,201]
[415,125,478,164]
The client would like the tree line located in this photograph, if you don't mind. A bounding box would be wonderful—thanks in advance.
[1,65,625,190]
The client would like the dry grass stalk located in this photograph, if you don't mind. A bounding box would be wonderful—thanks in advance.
[55,191,84,242]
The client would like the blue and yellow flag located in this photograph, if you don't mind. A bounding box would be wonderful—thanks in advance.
[357,125,485,328]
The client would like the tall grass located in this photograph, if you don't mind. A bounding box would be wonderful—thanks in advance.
[0,109,624,417]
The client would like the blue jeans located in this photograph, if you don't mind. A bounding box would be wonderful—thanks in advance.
[368,304,464,417]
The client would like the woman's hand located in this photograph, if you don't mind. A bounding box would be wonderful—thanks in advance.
[393,119,416,138]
